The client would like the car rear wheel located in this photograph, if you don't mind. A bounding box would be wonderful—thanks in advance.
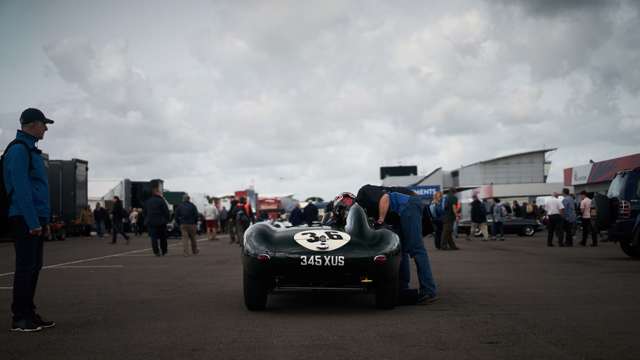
[375,275,398,309]
[522,225,535,237]
[243,272,269,311]
[620,228,640,259]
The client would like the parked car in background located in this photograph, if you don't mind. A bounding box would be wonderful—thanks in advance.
[458,217,543,237]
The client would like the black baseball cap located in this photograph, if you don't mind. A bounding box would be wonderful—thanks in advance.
[20,108,54,125]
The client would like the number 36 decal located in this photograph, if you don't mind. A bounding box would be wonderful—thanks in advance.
[294,230,351,252]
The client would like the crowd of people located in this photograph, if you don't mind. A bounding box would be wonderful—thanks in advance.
[0,107,609,333]
[426,187,601,248]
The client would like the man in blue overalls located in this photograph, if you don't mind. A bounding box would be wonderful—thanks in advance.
[2,108,56,332]
[377,191,438,304]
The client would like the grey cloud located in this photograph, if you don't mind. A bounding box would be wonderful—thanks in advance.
[1,0,639,200]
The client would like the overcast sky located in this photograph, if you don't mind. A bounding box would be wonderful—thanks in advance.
[1,0,639,200]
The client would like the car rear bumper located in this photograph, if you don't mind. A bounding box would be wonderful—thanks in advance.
[243,253,400,290]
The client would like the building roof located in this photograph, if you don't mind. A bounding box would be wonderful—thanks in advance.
[382,175,424,187]
[461,148,557,168]
[88,179,121,199]
[589,153,640,183]
[381,167,442,187]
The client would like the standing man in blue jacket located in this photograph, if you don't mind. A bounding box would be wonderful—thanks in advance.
[175,194,200,256]
[2,108,56,332]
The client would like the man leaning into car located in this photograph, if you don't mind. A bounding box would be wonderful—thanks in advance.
[355,185,438,304]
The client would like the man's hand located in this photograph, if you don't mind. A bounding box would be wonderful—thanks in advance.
[29,227,42,236]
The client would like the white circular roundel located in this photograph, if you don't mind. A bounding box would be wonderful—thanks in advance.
[293,230,351,252]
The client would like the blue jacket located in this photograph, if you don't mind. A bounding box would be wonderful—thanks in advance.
[562,196,577,223]
[429,201,443,221]
[2,130,51,230]
[176,201,199,225]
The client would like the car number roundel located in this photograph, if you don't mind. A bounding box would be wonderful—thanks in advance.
[293,230,351,252]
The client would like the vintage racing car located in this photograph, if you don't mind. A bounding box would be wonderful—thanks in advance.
[242,203,402,310]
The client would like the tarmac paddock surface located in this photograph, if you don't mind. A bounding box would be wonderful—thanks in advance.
[1,232,639,360]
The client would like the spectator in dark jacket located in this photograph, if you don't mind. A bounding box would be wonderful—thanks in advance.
[467,194,489,241]
[227,200,239,244]
[144,183,170,256]
[429,192,444,249]
[176,195,199,256]
[111,196,129,244]
[289,203,304,226]
[303,202,319,226]
[93,202,108,238]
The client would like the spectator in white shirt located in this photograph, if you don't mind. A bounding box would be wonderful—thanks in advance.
[203,200,220,241]
[579,191,598,247]
[546,192,565,247]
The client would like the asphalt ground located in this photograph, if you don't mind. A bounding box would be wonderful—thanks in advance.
[1,231,639,360]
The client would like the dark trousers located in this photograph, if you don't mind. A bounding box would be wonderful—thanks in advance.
[563,220,575,246]
[148,225,168,255]
[441,219,458,249]
[581,219,598,246]
[228,219,238,243]
[492,221,504,239]
[95,220,105,237]
[547,214,563,246]
[220,219,227,233]
[112,219,129,243]
[433,220,443,249]
[10,216,44,321]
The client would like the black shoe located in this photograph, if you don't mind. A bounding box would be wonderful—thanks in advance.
[547,244,554,247]
[10,319,43,332]
[33,314,55,329]
[416,292,440,305]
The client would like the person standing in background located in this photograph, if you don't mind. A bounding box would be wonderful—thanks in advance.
[143,182,170,256]
[468,193,489,241]
[129,208,139,237]
[579,191,598,247]
[2,108,56,332]
[545,192,565,247]
[303,201,319,226]
[111,196,129,244]
[203,199,219,241]
[441,188,460,250]
[93,202,107,238]
[492,198,506,241]
[561,188,577,247]
[176,195,200,256]
[429,192,444,249]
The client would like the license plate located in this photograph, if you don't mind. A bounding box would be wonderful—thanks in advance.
[300,255,344,266]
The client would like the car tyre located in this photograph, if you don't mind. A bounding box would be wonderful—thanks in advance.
[522,225,535,237]
[620,228,640,259]
[243,271,269,311]
[375,274,398,310]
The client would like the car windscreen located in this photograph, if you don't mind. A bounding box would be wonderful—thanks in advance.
[607,171,640,200]
[608,174,626,198]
